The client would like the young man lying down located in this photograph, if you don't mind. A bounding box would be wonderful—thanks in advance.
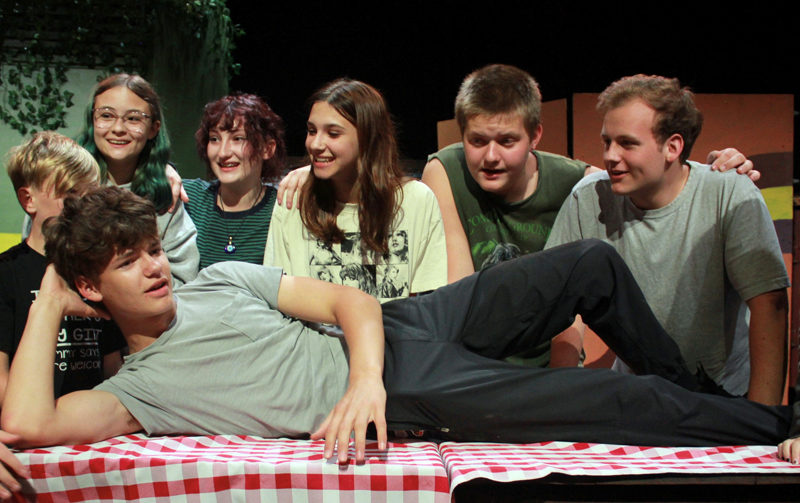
[3,187,798,476]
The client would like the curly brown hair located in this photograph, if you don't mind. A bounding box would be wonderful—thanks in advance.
[195,93,287,182]
[44,186,158,286]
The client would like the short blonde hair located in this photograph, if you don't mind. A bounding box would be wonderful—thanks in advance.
[455,64,542,137]
[6,131,100,196]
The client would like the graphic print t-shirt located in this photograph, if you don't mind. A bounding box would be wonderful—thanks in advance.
[0,242,126,396]
[265,180,447,303]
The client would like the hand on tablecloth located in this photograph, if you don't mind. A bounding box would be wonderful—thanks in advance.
[778,437,800,464]
[0,430,29,500]
[311,374,387,463]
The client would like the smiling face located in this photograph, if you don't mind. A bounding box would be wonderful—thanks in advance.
[305,101,360,202]
[78,238,174,324]
[92,86,160,175]
[601,98,685,210]
[207,120,270,191]
[462,113,542,203]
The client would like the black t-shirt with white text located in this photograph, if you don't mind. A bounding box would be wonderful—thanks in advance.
[0,242,126,397]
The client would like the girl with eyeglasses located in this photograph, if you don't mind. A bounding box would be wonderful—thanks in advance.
[76,74,199,286]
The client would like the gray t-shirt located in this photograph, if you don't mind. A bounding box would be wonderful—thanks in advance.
[546,164,789,395]
[96,262,350,437]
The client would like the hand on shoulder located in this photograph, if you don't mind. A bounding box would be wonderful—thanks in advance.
[706,148,759,181]
[277,166,310,209]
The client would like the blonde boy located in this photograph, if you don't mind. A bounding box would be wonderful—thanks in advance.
[0,132,124,404]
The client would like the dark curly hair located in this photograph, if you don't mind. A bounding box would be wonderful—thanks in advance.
[195,93,287,182]
[44,186,158,286]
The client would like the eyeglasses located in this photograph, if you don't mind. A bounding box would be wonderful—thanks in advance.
[92,107,152,134]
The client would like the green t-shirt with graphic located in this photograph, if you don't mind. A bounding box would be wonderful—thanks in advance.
[429,143,587,367]
[430,143,586,270]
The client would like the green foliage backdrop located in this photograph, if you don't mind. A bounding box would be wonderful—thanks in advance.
[0,0,242,137]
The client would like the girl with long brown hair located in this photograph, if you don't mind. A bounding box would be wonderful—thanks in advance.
[265,79,445,301]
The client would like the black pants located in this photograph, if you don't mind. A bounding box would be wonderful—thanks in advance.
[381,239,790,446]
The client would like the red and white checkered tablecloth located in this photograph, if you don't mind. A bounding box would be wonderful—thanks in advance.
[440,441,800,490]
[14,434,450,503]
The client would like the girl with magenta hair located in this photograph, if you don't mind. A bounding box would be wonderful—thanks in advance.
[184,94,286,268]
[265,78,446,301]
[75,73,198,285]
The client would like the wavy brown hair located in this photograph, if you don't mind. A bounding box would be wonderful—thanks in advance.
[299,79,404,255]
[44,186,158,286]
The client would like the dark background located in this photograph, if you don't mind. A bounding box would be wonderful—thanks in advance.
[227,2,798,166]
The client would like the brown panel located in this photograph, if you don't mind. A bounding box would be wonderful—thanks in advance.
[436,119,461,150]
[539,98,568,157]
[572,93,604,167]
[750,152,793,190]
[693,94,793,159]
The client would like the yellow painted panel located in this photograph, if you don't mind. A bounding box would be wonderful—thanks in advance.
[761,186,792,221]
[0,233,21,254]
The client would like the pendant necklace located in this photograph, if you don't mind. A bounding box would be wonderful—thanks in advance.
[218,183,263,254]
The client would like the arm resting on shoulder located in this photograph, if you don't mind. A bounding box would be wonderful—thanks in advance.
[165,163,189,212]
[746,288,787,405]
[706,148,759,181]
[159,200,199,287]
[276,165,310,209]
[422,159,475,283]
[277,275,386,463]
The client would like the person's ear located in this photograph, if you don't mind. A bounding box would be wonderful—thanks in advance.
[663,133,684,163]
[76,276,103,303]
[17,186,34,214]
[262,139,277,160]
[528,124,544,150]
[147,120,161,141]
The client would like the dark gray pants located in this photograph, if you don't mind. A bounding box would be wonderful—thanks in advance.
[381,239,790,446]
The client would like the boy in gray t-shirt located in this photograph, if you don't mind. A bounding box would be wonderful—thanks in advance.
[546,75,789,405]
